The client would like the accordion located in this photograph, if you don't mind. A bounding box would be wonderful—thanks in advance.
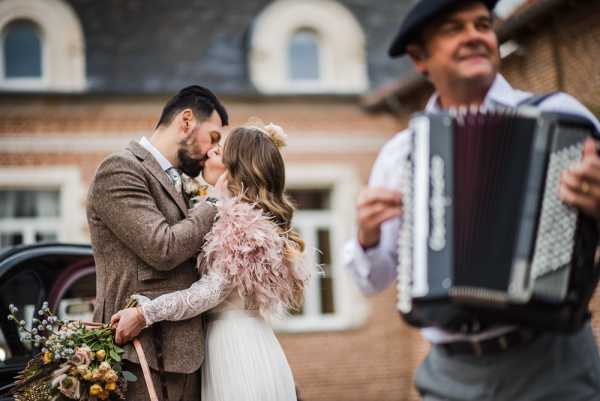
[397,108,600,333]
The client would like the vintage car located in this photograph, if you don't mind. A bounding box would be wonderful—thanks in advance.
[0,243,95,399]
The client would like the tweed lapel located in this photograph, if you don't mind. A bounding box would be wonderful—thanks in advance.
[127,141,189,216]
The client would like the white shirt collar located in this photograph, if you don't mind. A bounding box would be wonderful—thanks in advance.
[424,74,528,112]
[139,136,173,172]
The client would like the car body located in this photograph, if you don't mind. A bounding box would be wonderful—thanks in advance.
[0,243,95,399]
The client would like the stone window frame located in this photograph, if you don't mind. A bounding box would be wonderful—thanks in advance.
[0,166,86,246]
[250,0,369,94]
[0,0,85,92]
[273,164,368,332]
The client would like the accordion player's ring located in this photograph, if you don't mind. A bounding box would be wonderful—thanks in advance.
[581,180,591,195]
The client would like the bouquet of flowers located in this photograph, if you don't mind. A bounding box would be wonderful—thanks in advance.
[3,302,136,401]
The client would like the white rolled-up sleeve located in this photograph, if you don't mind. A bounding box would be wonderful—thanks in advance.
[344,131,411,295]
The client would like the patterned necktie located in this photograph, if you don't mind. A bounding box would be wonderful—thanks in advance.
[166,167,182,193]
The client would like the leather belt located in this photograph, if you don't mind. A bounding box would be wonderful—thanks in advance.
[439,328,540,356]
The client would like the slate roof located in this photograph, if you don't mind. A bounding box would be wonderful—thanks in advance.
[64,0,414,95]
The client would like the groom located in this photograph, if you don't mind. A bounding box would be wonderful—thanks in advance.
[87,85,228,401]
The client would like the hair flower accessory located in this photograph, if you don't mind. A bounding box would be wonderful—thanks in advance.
[262,123,288,148]
[244,117,288,149]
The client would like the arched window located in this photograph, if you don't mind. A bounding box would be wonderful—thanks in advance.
[0,0,85,91]
[250,0,368,94]
[288,29,320,81]
[3,19,42,79]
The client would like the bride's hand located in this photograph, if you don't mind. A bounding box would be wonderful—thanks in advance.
[110,307,146,345]
[215,173,232,199]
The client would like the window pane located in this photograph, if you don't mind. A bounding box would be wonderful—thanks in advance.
[318,228,335,314]
[0,190,60,218]
[4,20,42,78]
[35,231,58,242]
[0,232,23,248]
[287,189,330,210]
[288,30,320,81]
[57,271,96,322]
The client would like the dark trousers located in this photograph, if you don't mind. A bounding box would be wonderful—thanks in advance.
[123,361,201,401]
[416,324,600,401]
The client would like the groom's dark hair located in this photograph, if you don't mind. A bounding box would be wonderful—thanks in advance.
[156,85,229,128]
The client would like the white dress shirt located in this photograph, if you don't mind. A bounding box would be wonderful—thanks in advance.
[139,136,173,173]
[344,74,600,343]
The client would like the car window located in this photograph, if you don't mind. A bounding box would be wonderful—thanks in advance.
[0,270,44,366]
[55,268,96,322]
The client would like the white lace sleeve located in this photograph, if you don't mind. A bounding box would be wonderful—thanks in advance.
[140,270,231,326]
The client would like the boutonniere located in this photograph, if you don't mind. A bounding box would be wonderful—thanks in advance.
[181,174,210,207]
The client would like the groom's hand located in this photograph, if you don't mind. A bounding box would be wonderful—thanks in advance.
[111,307,146,345]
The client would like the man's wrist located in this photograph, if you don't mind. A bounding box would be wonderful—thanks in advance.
[358,230,380,251]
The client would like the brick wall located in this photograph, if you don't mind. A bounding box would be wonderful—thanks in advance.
[500,2,600,109]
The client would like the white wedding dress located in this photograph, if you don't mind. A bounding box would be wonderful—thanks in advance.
[139,198,306,401]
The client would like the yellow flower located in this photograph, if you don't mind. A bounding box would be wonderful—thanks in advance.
[105,382,117,392]
[43,352,53,364]
[91,369,104,381]
[197,185,209,197]
[95,350,106,361]
[98,389,110,400]
[76,365,88,376]
[89,384,103,396]
[98,361,111,373]
[82,370,93,381]
[104,369,118,383]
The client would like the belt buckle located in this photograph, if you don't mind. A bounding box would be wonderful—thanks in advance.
[470,340,482,356]
[498,335,509,351]
[470,334,508,356]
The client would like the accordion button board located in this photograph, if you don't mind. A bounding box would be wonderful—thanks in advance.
[396,108,600,331]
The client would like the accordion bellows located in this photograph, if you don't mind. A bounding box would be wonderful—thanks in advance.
[397,107,600,333]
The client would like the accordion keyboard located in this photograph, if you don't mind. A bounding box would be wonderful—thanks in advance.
[530,142,583,299]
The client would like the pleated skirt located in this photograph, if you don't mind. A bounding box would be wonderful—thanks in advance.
[202,310,297,401]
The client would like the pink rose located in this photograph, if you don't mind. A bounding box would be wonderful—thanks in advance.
[70,346,92,369]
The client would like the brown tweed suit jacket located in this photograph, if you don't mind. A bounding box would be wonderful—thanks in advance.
[87,140,216,374]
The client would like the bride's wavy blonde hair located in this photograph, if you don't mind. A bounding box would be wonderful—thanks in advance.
[222,121,306,310]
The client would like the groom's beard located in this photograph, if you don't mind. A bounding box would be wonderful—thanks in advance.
[178,147,205,178]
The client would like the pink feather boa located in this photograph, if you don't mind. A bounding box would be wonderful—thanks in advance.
[200,197,308,315]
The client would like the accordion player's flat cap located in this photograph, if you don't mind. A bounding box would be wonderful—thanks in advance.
[389,0,499,58]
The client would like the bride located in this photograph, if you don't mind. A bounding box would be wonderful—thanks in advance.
[111,122,307,401]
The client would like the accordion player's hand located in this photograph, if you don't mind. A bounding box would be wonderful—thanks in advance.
[356,187,403,249]
[560,138,600,220]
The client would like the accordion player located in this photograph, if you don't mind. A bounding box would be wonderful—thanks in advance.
[397,107,600,333]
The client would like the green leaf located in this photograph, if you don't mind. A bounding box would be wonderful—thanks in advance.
[109,350,121,362]
[122,370,137,382]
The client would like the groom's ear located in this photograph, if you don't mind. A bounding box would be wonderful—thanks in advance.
[180,108,194,134]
